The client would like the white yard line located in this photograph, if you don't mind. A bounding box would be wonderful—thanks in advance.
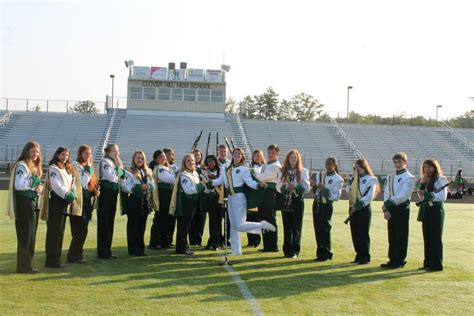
[223,263,264,316]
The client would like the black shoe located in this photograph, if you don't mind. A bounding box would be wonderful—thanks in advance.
[45,264,65,269]
[357,260,370,265]
[97,255,112,260]
[68,258,87,264]
[351,260,360,264]
[419,266,429,270]
[426,266,443,272]
[148,245,161,250]
[380,262,393,268]
[315,257,331,262]
[176,250,194,255]
[110,255,118,259]
[139,253,148,257]
[389,261,407,269]
[258,248,279,253]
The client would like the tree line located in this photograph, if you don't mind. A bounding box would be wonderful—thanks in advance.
[226,87,473,128]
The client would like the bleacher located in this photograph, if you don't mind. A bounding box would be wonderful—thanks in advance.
[340,123,473,175]
[114,114,233,165]
[0,112,107,163]
[242,119,357,170]
[1,111,473,177]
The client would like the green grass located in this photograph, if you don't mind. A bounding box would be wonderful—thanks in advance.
[0,190,473,314]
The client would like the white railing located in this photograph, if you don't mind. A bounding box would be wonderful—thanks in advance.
[441,121,474,151]
[330,118,365,159]
[96,109,117,159]
[0,111,13,127]
[235,113,252,158]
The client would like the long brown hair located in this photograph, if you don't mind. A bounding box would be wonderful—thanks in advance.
[355,159,380,196]
[231,148,246,166]
[104,143,118,159]
[281,149,303,182]
[130,150,151,179]
[421,159,444,192]
[49,146,72,174]
[326,157,340,174]
[251,149,266,166]
[77,144,98,192]
[14,141,43,177]
[77,144,93,166]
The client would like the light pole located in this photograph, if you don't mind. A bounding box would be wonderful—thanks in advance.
[110,74,115,109]
[436,104,442,127]
[346,86,353,123]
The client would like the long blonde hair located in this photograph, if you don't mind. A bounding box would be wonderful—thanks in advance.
[130,150,151,179]
[181,154,196,172]
[14,141,43,177]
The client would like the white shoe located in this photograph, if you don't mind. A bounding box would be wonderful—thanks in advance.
[260,220,276,232]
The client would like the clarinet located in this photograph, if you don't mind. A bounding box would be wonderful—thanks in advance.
[141,170,151,215]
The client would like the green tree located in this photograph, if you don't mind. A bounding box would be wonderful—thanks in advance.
[69,100,100,114]
[277,99,296,121]
[225,97,239,114]
[255,87,279,120]
[241,95,258,119]
[448,110,474,128]
[291,93,323,122]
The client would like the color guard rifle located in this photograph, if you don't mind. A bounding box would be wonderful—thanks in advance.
[205,132,211,158]
[190,130,203,153]
[224,137,235,154]
[216,132,219,155]
[344,185,372,224]
[415,180,453,207]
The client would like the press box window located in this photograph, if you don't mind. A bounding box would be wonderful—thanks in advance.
[211,90,224,102]
[158,88,171,101]
[143,87,156,100]
[183,89,196,102]
[130,87,142,99]
[198,89,210,102]
[172,89,183,101]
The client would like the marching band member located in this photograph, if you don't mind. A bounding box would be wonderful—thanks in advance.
[121,150,157,256]
[346,159,379,264]
[217,144,231,246]
[255,144,281,253]
[277,149,310,258]
[164,147,178,245]
[170,154,205,255]
[7,141,44,273]
[149,150,176,249]
[246,150,266,248]
[217,144,232,168]
[41,146,82,268]
[312,157,343,262]
[205,148,276,256]
[97,143,124,259]
[202,155,224,250]
[67,145,99,264]
[417,159,448,272]
[164,147,179,175]
[189,148,206,247]
[148,149,162,171]
[381,152,415,269]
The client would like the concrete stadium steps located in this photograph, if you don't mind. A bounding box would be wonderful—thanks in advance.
[0,113,18,143]
[114,114,233,165]
[241,119,357,170]
[436,129,474,161]
[0,112,107,161]
[339,123,473,175]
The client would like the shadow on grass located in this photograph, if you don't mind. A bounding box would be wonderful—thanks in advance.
[0,245,428,301]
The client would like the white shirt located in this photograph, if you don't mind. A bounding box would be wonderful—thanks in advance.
[256,160,281,183]
[356,174,378,208]
[218,158,231,169]
[426,176,449,202]
[14,162,37,191]
[122,169,155,194]
[49,165,73,199]
[384,169,415,205]
[276,168,311,195]
[211,164,259,190]
[73,161,92,190]
[180,170,201,195]
[156,165,176,184]
[316,171,344,202]
[100,157,121,183]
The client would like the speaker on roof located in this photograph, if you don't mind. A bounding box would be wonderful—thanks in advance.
[180,62,187,69]
[168,62,175,70]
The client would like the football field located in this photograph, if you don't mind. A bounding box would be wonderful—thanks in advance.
[0,190,473,315]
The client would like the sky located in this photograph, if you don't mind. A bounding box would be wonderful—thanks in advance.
[1,0,473,119]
